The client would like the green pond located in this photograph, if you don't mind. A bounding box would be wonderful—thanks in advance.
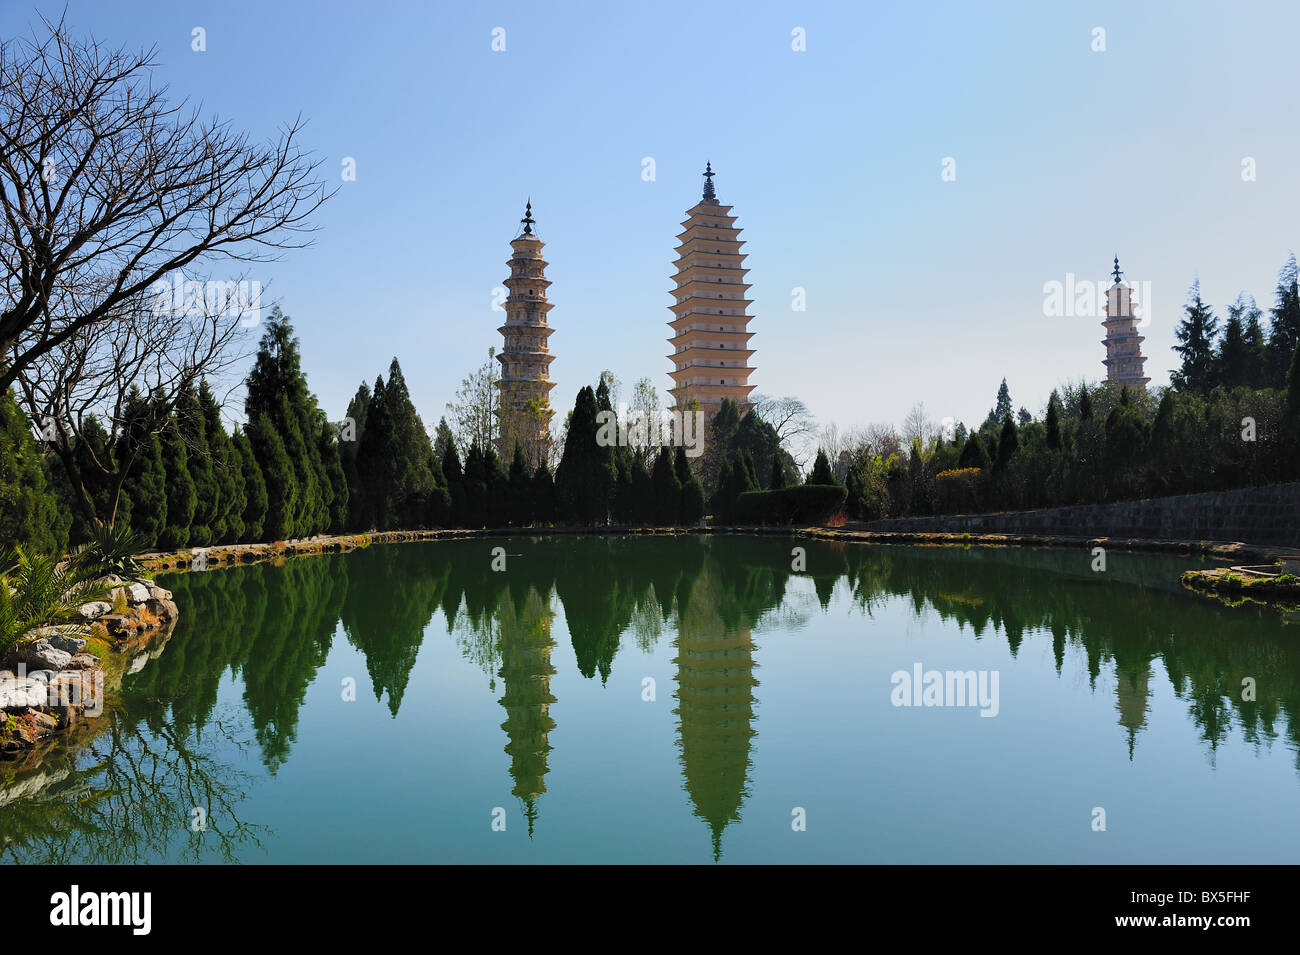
[2,535,1298,864]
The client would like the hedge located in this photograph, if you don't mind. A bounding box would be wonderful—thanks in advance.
[734,485,848,525]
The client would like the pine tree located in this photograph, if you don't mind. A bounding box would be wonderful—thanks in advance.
[809,448,835,485]
[1217,294,1256,390]
[483,443,508,527]
[1079,385,1093,421]
[320,422,349,531]
[440,436,465,527]
[1172,281,1220,394]
[340,381,371,529]
[631,452,654,523]
[1285,341,1300,476]
[995,379,1013,422]
[197,380,244,544]
[712,459,736,522]
[234,429,267,542]
[115,395,167,548]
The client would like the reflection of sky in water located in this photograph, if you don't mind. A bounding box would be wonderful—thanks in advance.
[2,538,1296,864]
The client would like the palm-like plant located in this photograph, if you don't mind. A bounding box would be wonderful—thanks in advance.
[0,548,111,654]
[74,522,147,578]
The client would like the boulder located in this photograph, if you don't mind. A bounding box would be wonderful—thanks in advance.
[148,597,179,621]
[10,640,72,671]
[77,601,113,621]
[0,678,48,709]
[45,632,88,655]
[66,653,99,670]
[125,582,151,604]
[147,584,172,601]
[127,653,149,675]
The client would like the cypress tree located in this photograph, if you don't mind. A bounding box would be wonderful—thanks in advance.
[1267,255,1300,387]
[769,450,787,489]
[809,448,835,485]
[995,413,1019,471]
[158,419,197,549]
[114,395,167,548]
[554,386,615,525]
[652,447,682,525]
[483,444,508,527]
[1285,343,1300,475]
[246,414,295,540]
[508,442,532,525]
[320,422,349,531]
[176,385,218,546]
[234,429,268,542]
[958,431,990,470]
[198,380,244,544]
[1045,391,1063,451]
[631,452,654,524]
[245,308,330,536]
[462,442,488,527]
[994,378,1013,422]
[425,451,453,527]
[712,459,735,522]
[440,437,466,527]
[340,382,371,529]
[0,386,67,553]
[531,462,556,525]
[1079,385,1093,422]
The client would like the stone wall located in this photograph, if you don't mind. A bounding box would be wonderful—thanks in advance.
[862,482,1300,549]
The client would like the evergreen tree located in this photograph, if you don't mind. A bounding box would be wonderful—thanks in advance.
[440,436,466,527]
[769,450,787,489]
[995,414,1019,471]
[246,414,295,540]
[631,452,655,523]
[1267,254,1300,387]
[681,473,706,525]
[1217,294,1256,390]
[712,459,736,522]
[652,447,682,525]
[462,442,489,527]
[482,443,508,527]
[1079,385,1093,421]
[320,422,349,531]
[176,385,217,546]
[531,462,556,525]
[197,380,244,544]
[508,442,532,525]
[234,429,267,542]
[244,308,330,535]
[958,431,990,470]
[1172,281,1220,394]
[1045,391,1063,451]
[0,386,67,553]
[1286,342,1300,475]
[114,394,167,548]
[158,419,197,549]
[340,381,371,527]
[994,378,1013,422]
[809,448,836,485]
[554,386,615,525]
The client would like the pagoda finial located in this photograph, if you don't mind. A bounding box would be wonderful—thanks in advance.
[702,161,716,202]
[1112,255,1122,284]
[521,198,535,236]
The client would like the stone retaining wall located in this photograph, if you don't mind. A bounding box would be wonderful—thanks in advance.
[862,482,1300,549]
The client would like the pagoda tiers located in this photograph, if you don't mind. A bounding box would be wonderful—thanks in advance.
[497,583,558,837]
[672,561,758,862]
[1101,256,1150,391]
[498,201,557,458]
[667,163,756,415]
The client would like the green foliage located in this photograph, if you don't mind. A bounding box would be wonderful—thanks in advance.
[76,522,146,577]
[158,420,197,549]
[0,387,67,554]
[652,448,682,525]
[808,448,836,485]
[0,547,109,653]
[555,386,615,525]
[736,485,848,525]
[234,429,267,542]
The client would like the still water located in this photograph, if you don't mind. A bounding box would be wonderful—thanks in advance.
[2,536,1297,864]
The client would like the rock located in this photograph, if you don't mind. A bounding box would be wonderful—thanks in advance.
[147,584,172,601]
[25,670,57,684]
[77,601,112,621]
[127,653,149,675]
[30,710,58,733]
[45,632,88,655]
[0,678,48,709]
[125,582,150,604]
[65,653,98,670]
[10,640,72,671]
[147,597,179,621]
[99,614,134,636]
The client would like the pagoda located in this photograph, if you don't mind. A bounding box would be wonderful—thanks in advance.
[667,163,756,415]
[497,201,557,463]
[1101,256,1150,391]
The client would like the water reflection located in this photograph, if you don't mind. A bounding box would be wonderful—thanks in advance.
[1,536,1295,862]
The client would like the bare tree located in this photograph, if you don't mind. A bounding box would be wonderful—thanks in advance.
[446,348,500,453]
[629,376,661,466]
[17,276,253,524]
[902,402,939,449]
[752,393,816,465]
[0,16,331,394]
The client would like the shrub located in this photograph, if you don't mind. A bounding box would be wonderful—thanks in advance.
[75,522,146,578]
[735,485,847,525]
[0,547,110,653]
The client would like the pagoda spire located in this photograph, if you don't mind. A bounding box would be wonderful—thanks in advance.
[702,161,717,202]
[1111,255,1122,284]
[521,198,535,236]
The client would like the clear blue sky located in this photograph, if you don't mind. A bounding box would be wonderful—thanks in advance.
[8,0,1299,434]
